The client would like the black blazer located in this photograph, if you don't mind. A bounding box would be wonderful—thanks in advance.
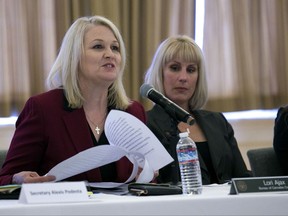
[147,105,251,185]
[273,106,288,175]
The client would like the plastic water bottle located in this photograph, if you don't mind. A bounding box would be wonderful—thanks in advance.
[176,132,202,195]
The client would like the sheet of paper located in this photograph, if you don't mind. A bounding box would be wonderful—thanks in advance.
[46,110,174,188]
[105,110,174,171]
[47,145,131,182]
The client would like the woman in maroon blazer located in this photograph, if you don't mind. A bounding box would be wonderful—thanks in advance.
[0,16,146,185]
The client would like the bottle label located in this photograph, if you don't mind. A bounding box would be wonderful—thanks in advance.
[177,147,198,163]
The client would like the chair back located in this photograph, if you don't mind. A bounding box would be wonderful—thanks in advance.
[0,149,7,168]
[247,147,284,177]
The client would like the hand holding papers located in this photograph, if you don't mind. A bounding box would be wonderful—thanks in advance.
[46,110,173,188]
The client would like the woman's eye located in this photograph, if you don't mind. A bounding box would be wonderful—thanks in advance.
[187,66,197,73]
[93,44,103,49]
[169,65,181,71]
[111,45,120,52]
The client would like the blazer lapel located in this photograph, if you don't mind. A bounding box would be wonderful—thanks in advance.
[193,111,225,174]
[62,108,94,153]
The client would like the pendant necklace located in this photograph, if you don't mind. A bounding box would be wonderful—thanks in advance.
[86,112,107,135]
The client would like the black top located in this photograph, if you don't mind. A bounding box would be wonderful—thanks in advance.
[89,128,117,181]
[196,141,218,184]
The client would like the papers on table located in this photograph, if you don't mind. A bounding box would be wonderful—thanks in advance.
[0,184,21,194]
[0,184,21,199]
[46,110,173,188]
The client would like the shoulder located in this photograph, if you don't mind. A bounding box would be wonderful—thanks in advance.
[274,105,288,136]
[275,105,288,123]
[194,109,226,120]
[22,89,64,113]
[125,100,146,123]
[30,89,63,103]
[146,105,171,121]
[16,89,65,127]
[193,109,231,130]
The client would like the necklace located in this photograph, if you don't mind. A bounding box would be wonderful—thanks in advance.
[86,112,107,135]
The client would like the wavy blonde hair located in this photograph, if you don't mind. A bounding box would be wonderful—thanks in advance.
[46,15,130,109]
[144,35,208,110]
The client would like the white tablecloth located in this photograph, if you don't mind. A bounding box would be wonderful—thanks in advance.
[0,184,287,215]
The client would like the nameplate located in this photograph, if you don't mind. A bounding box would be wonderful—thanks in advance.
[230,176,288,194]
[19,181,89,204]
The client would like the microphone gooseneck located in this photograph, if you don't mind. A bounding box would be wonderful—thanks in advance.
[140,84,195,126]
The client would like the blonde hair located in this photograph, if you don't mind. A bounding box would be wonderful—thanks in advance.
[144,35,208,110]
[46,15,130,109]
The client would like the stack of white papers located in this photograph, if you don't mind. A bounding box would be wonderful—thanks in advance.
[47,110,174,188]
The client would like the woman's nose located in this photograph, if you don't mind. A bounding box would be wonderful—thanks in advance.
[103,48,114,58]
[179,70,188,82]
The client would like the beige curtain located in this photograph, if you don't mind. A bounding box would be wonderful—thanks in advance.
[0,0,56,116]
[203,0,288,112]
[0,0,195,116]
[54,0,195,109]
[1,0,287,117]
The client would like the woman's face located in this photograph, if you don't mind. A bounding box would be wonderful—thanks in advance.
[163,59,198,109]
[79,25,121,88]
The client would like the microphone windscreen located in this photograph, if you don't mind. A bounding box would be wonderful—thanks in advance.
[140,84,153,97]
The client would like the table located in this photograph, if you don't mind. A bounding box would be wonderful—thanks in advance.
[0,184,287,215]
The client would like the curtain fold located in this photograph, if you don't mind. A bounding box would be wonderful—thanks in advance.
[53,0,196,110]
[1,0,287,117]
[203,0,288,111]
[0,0,57,116]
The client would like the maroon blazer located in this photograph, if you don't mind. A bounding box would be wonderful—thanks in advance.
[0,89,146,185]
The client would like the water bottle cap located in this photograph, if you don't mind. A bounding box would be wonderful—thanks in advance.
[179,132,189,138]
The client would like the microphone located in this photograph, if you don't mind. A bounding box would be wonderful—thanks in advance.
[140,84,195,126]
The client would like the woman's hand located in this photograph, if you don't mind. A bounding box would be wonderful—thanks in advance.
[135,167,159,182]
[12,171,56,184]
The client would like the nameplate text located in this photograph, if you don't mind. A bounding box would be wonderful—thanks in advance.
[230,176,288,194]
[19,181,89,203]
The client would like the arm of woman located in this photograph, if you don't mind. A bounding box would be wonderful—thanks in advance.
[273,106,288,174]
[220,113,252,177]
[0,97,49,185]
[12,171,55,184]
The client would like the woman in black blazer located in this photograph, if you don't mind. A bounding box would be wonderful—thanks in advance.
[143,35,251,185]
